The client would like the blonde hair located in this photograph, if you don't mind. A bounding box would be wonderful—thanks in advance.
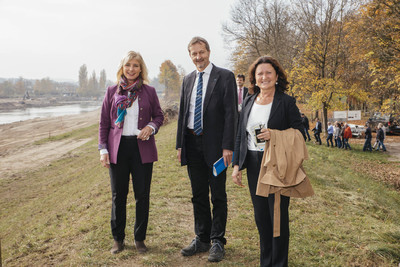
[116,51,149,84]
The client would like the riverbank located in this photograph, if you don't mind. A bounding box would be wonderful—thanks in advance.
[0,109,100,178]
[0,97,101,111]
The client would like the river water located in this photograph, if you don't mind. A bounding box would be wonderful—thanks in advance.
[0,102,101,125]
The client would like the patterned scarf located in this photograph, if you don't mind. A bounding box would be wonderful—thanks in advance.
[114,76,143,128]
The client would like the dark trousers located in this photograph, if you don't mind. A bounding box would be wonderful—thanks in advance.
[185,133,227,244]
[304,128,311,141]
[314,131,321,145]
[246,151,290,267]
[343,138,351,150]
[363,138,372,151]
[109,137,153,242]
[326,133,333,147]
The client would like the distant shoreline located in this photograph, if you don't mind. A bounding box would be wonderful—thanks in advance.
[0,97,102,111]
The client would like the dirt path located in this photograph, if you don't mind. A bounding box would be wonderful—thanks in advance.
[0,109,100,178]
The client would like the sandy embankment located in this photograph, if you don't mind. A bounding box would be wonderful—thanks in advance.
[0,109,100,178]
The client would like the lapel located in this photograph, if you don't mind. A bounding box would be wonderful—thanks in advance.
[269,90,283,121]
[203,64,219,113]
[242,93,256,132]
[184,71,196,112]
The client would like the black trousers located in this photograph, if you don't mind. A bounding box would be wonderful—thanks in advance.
[246,151,290,267]
[109,137,153,242]
[185,133,227,244]
[314,131,321,145]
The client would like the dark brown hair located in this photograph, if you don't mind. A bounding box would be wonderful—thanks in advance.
[248,56,288,94]
[237,74,245,81]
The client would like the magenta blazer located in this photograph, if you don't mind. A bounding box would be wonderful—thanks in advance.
[98,84,164,164]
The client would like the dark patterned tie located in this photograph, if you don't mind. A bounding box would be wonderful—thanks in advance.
[194,72,204,135]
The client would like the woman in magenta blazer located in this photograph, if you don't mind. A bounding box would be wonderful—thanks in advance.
[98,51,164,254]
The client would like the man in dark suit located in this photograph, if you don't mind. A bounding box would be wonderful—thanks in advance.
[236,74,248,112]
[176,36,238,262]
[301,113,311,141]
[312,117,322,145]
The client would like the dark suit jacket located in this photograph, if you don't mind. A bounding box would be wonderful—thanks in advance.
[176,64,238,167]
[239,87,248,102]
[312,121,322,133]
[233,90,304,170]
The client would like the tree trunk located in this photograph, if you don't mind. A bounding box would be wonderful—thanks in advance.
[323,102,328,133]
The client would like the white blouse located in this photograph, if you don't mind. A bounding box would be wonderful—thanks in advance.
[246,102,272,151]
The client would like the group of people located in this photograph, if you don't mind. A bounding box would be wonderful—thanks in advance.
[302,115,353,149]
[98,36,312,267]
[363,122,387,152]
[301,114,388,152]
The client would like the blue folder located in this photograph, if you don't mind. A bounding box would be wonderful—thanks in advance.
[212,153,234,177]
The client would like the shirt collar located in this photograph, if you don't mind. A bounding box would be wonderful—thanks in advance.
[197,62,213,76]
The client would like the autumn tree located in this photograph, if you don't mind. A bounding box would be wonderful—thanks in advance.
[78,64,88,96]
[289,0,358,130]
[223,0,296,73]
[87,70,99,96]
[14,77,26,96]
[99,69,107,92]
[33,78,55,95]
[355,0,400,114]
[158,60,180,101]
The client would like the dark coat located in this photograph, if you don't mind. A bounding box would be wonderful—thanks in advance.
[176,64,238,167]
[302,115,310,130]
[233,90,304,170]
[377,128,385,141]
[365,126,372,139]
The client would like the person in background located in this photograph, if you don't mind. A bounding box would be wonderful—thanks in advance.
[363,122,372,152]
[98,51,164,254]
[236,74,248,113]
[343,123,352,150]
[326,122,334,147]
[232,56,306,267]
[176,36,238,262]
[376,123,387,152]
[340,122,345,149]
[333,121,342,148]
[312,117,322,145]
[301,113,311,141]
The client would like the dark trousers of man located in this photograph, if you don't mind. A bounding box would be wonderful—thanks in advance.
[363,138,372,152]
[326,133,333,147]
[304,128,311,141]
[109,137,153,242]
[185,133,227,244]
[246,151,290,267]
[314,132,321,145]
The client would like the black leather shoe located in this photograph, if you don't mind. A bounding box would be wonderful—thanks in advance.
[181,237,211,256]
[135,240,148,254]
[208,240,225,262]
[110,240,124,254]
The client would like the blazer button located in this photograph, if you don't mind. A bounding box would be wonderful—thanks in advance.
[140,108,143,110]
[138,98,141,101]
[140,118,142,120]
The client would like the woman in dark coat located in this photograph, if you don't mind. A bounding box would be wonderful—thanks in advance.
[232,56,304,267]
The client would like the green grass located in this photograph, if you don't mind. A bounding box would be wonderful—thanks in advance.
[1,121,400,266]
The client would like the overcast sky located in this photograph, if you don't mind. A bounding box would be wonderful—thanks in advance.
[0,0,238,82]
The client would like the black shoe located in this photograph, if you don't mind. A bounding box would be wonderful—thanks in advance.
[181,237,210,256]
[110,240,124,254]
[135,240,148,254]
[208,240,225,262]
